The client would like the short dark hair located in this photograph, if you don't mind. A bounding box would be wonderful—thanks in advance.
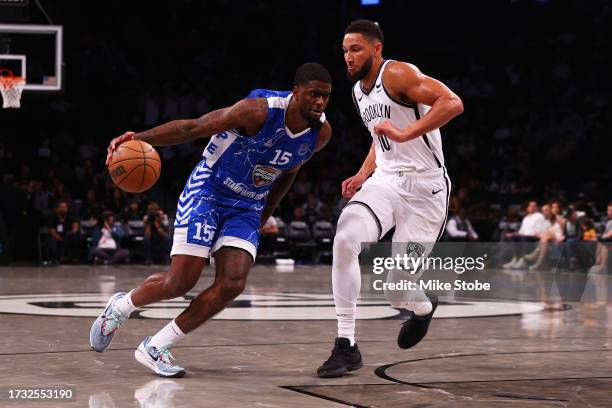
[294,62,332,86]
[345,19,384,44]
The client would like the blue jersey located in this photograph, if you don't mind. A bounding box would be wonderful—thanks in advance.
[174,89,323,228]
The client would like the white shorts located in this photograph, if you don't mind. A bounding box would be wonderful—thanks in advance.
[347,167,450,246]
[170,227,257,261]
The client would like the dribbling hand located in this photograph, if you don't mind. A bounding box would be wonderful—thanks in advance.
[341,174,367,198]
[106,131,135,166]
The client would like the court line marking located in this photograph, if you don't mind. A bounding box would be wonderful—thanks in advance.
[280,386,370,408]
[2,343,610,358]
[280,380,612,406]
[374,349,612,385]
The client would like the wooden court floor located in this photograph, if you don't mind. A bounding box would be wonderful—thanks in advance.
[0,264,610,407]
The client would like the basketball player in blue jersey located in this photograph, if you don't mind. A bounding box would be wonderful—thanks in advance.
[317,21,463,378]
[89,63,332,378]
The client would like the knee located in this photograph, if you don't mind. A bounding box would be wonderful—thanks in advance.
[217,277,246,301]
[333,229,360,256]
[162,275,197,299]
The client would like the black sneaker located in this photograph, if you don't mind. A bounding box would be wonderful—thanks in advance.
[397,293,438,349]
[317,337,363,378]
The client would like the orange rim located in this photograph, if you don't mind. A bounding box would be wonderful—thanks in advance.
[0,75,25,88]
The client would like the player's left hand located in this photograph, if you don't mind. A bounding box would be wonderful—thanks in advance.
[373,121,405,142]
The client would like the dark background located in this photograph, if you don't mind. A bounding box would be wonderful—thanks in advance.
[0,0,610,262]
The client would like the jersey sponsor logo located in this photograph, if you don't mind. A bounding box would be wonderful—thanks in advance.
[432,188,444,195]
[223,177,269,200]
[0,293,543,320]
[361,103,391,126]
[252,165,282,187]
[298,143,311,156]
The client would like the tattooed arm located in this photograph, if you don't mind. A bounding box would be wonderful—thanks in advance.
[105,98,268,165]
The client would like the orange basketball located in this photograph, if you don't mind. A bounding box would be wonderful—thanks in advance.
[108,140,161,193]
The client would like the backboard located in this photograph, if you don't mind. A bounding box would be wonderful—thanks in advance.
[0,23,62,91]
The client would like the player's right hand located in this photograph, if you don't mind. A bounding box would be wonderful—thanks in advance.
[106,131,135,166]
[341,174,367,198]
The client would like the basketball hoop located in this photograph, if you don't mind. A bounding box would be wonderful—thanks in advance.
[0,69,25,109]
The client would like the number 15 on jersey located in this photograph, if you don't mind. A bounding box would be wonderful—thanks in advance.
[190,222,216,244]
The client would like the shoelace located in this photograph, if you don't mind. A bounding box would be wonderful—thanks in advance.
[101,310,125,336]
[157,347,176,365]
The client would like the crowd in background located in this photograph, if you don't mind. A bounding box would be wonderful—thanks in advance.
[0,0,610,266]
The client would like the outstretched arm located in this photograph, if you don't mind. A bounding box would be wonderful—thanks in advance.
[259,122,332,226]
[373,62,463,143]
[106,98,268,165]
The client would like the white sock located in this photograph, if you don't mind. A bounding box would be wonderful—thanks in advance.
[332,204,380,347]
[337,307,356,346]
[149,320,186,349]
[114,290,137,318]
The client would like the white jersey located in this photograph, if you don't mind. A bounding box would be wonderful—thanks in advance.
[353,60,445,173]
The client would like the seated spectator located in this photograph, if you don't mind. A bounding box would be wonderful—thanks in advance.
[293,206,306,222]
[493,206,521,241]
[302,193,322,224]
[444,208,479,241]
[143,203,171,264]
[581,218,598,241]
[591,203,612,273]
[45,201,82,264]
[563,208,580,241]
[122,198,143,222]
[503,201,550,269]
[567,216,599,269]
[520,202,565,270]
[89,211,130,265]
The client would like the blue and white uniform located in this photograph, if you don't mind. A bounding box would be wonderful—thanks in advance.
[171,89,324,261]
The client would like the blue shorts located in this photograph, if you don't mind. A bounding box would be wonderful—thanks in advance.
[171,198,260,261]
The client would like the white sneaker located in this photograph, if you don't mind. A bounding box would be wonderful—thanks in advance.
[89,292,128,353]
[502,258,518,269]
[529,263,545,271]
[589,265,605,274]
[512,258,527,269]
[135,336,186,378]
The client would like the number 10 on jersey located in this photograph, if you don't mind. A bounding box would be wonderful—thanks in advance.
[378,135,391,152]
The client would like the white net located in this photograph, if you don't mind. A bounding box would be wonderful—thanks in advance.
[0,76,25,108]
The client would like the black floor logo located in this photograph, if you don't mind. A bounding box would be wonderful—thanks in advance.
[0,293,542,320]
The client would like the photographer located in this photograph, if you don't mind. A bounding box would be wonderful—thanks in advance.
[143,202,171,264]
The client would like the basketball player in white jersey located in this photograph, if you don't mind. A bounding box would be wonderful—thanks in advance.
[317,20,463,378]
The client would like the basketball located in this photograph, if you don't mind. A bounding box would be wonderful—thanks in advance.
[108,140,161,193]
